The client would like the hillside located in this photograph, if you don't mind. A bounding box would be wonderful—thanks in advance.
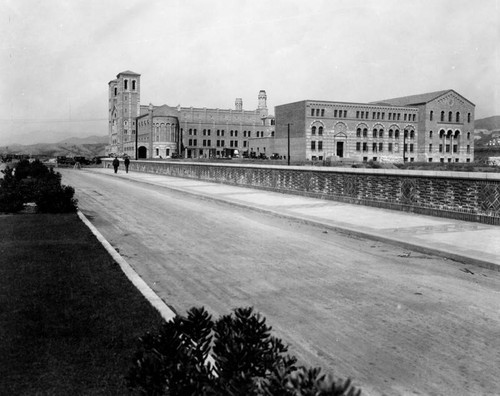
[0,135,108,158]
[474,115,500,131]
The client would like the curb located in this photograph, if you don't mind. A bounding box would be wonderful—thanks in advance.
[84,170,500,272]
[77,210,176,322]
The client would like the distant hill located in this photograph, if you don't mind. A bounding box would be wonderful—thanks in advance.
[0,135,108,158]
[58,135,108,144]
[475,116,500,131]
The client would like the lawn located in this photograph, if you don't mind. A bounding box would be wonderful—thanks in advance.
[0,213,164,395]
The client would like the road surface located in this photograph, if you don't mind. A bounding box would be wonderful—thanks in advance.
[61,169,500,396]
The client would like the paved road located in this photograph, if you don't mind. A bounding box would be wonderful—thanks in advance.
[61,169,500,396]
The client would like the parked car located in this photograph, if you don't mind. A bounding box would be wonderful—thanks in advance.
[270,153,280,160]
[258,153,268,160]
[73,156,90,165]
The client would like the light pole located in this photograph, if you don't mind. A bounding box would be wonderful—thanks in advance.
[287,123,292,166]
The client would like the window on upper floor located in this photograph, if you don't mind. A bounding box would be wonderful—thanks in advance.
[429,130,433,139]
[430,111,433,121]
[468,113,471,123]
[373,129,377,138]
[379,129,384,138]
[356,128,361,137]
[389,129,393,138]
[441,111,445,122]
[318,126,323,135]
[124,79,128,90]
[456,112,460,122]
[448,111,452,122]
[311,141,316,150]
[132,80,136,90]
[343,110,347,117]
[114,87,117,96]
[363,128,368,138]
[311,109,314,116]
[311,126,316,135]
[321,109,325,117]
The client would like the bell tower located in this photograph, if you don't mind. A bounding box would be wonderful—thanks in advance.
[108,70,141,155]
[258,90,268,118]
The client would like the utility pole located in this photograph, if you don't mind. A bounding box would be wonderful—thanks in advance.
[287,123,292,166]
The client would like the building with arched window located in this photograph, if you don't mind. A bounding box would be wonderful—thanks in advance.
[108,71,274,159]
[272,90,474,163]
[108,72,474,163]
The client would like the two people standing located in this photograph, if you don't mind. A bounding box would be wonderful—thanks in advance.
[112,156,131,173]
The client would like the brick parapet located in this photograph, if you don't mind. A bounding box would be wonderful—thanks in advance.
[103,160,500,224]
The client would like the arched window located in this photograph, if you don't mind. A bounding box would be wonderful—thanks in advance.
[132,80,136,90]
[447,130,453,139]
[441,111,445,122]
[456,112,460,122]
[430,111,433,121]
[373,129,377,138]
[410,130,415,139]
[429,131,433,139]
[318,126,323,135]
[311,126,316,135]
[467,132,470,140]
[379,129,384,138]
[395,129,400,139]
[363,128,368,137]
[356,128,361,137]
[389,129,393,138]
[124,79,128,90]
[404,129,408,138]
[439,129,445,139]
[114,87,117,96]
[448,111,452,122]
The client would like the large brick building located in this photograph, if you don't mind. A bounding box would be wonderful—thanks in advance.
[108,71,474,163]
[274,90,475,163]
[108,71,274,159]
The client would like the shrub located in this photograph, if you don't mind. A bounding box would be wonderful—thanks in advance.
[0,161,77,213]
[127,307,361,396]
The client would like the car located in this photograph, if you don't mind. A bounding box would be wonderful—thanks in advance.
[270,153,280,160]
[73,156,90,165]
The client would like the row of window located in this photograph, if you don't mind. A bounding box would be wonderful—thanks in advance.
[355,142,408,153]
[430,111,472,123]
[355,128,414,139]
[186,129,268,137]
[311,108,417,121]
[187,139,242,148]
[113,79,137,95]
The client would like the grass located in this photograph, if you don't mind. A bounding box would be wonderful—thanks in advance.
[0,213,164,395]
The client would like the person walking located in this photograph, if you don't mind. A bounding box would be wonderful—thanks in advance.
[112,156,119,173]
[124,156,130,173]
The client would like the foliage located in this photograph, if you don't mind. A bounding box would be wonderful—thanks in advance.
[0,159,77,213]
[127,306,361,396]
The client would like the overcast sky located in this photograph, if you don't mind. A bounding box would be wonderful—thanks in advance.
[1,0,499,145]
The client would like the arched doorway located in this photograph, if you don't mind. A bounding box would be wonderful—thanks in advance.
[138,146,147,159]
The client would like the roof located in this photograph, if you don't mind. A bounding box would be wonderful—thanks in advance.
[116,70,141,77]
[372,90,454,106]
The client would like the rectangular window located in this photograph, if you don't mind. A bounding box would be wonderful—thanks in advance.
[311,141,316,150]
[235,131,238,137]
[382,112,385,120]
[343,110,347,117]
[404,114,407,121]
[235,141,238,147]
[189,139,192,146]
[372,143,377,152]
[321,109,325,117]
[356,142,361,151]
[208,140,211,146]
[467,145,470,154]
[379,142,383,152]
[439,144,443,153]
[193,139,197,146]
[453,144,458,153]
[388,142,393,152]
[334,110,338,117]
[446,144,450,153]
[429,144,432,152]
[356,111,360,118]
[363,142,368,152]
[318,141,323,150]
[311,109,314,116]
[372,112,376,119]
[388,113,392,120]
[410,144,414,153]
[221,130,225,136]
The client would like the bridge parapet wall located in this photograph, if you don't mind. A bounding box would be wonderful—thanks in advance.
[103,159,500,225]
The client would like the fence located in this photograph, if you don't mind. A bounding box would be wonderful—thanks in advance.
[103,159,500,225]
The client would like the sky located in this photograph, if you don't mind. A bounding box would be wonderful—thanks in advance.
[1,0,499,145]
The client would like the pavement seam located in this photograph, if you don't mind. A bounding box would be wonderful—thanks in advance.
[77,210,177,322]
[84,170,500,272]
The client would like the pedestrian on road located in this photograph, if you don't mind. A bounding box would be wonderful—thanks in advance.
[124,156,130,173]
[112,157,119,173]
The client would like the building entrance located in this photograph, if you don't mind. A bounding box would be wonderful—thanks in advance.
[138,146,147,159]
[336,142,344,158]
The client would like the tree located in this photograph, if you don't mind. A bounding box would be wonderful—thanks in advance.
[127,307,361,396]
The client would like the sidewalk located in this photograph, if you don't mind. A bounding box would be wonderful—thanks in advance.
[87,167,500,271]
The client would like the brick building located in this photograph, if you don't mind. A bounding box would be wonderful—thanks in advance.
[274,90,475,163]
[108,71,474,163]
[108,71,274,159]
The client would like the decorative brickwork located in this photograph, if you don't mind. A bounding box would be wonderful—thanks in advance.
[104,160,500,225]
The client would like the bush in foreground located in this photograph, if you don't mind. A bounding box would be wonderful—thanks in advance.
[127,306,361,396]
[0,160,77,213]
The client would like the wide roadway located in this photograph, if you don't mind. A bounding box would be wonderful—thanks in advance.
[60,169,500,396]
